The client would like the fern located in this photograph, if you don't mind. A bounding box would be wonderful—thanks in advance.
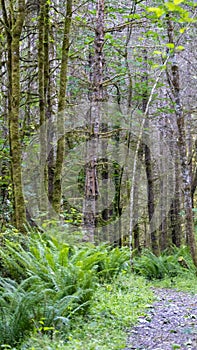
[133,247,195,280]
[0,232,130,346]
[0,277,43,345]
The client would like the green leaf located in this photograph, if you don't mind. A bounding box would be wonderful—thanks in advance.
[165,2,178,11]
[147,7,165,18]
[123,14,141,19]
[179,27,186,33]
[152,64,160,69]
[166,43,175,49]
[174,0,183,4]
[43,326,55,331]
[75,16,82,21]
[176,45,184,50]
[179,11,196,23]
[153,50,163,55]
[172,344,181,349]
[105,33,113,39]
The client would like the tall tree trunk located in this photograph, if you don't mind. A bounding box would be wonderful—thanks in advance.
[167,17,197,267]
[52,0,73,214]
[128,53,168,262]
[170,149,182,247]
[143,50,159,255]
[38,0,48,216]
[1,0,14,222]
[44,1,53,204]
[144,141,159,255]
[158,126,168,251]
[133,145,143,253]
[83,0,105,240]
[9,0,26,231]
[47,8,55,205]
[191,139,197,207]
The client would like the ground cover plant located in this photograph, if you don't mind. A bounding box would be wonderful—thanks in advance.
[0,231,153,349]
[0,230,197,349]
[19,274,154,350]
[132,245,196,280]
[132,245,197,292]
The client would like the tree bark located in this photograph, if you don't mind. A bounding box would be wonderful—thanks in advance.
[38,0,48,216]
[52,0,73,214]
[143,50,159,255]
[9,0,26,231]
[133,145,143,253]
[167,16,197,267]
[170,151,182,248]
[83,0,105,240]
[191,139,197,207]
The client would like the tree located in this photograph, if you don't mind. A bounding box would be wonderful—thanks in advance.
[166,14,197,266]
[1,0,26,231]
[52,0,73,214]
[82,0,105,240]
[0,0,196,266]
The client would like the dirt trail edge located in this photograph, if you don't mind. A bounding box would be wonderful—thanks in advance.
[124,288,197,350]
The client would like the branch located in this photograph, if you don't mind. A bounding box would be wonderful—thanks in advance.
[103,73,125,86]
[0,0,11,34]
[105,20,145,33]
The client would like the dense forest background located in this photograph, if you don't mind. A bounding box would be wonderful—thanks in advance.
[0,0,197,264]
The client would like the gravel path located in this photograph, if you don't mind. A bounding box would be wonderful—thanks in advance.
[124,288,197,350]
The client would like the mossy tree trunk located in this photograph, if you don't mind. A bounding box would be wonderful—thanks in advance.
[1,0,14,220]
[83,0,105,240]
[52,0,73,214]
[9,0,26,230]
[38,0,50,217]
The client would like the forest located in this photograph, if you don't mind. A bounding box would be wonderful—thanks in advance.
[0,0,197,349]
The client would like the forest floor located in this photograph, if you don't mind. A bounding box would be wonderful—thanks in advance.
[124,288,197,350]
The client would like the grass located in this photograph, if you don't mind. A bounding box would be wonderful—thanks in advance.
[149,274,197,294]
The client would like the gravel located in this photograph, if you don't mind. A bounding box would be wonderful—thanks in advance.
[124,288,197,350]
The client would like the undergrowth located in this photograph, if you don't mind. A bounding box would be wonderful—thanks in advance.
[0,229,196,349]
[132,245,197,294]
[0,232,130,347]
[19,275,154,350]
[132,245,196,280]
